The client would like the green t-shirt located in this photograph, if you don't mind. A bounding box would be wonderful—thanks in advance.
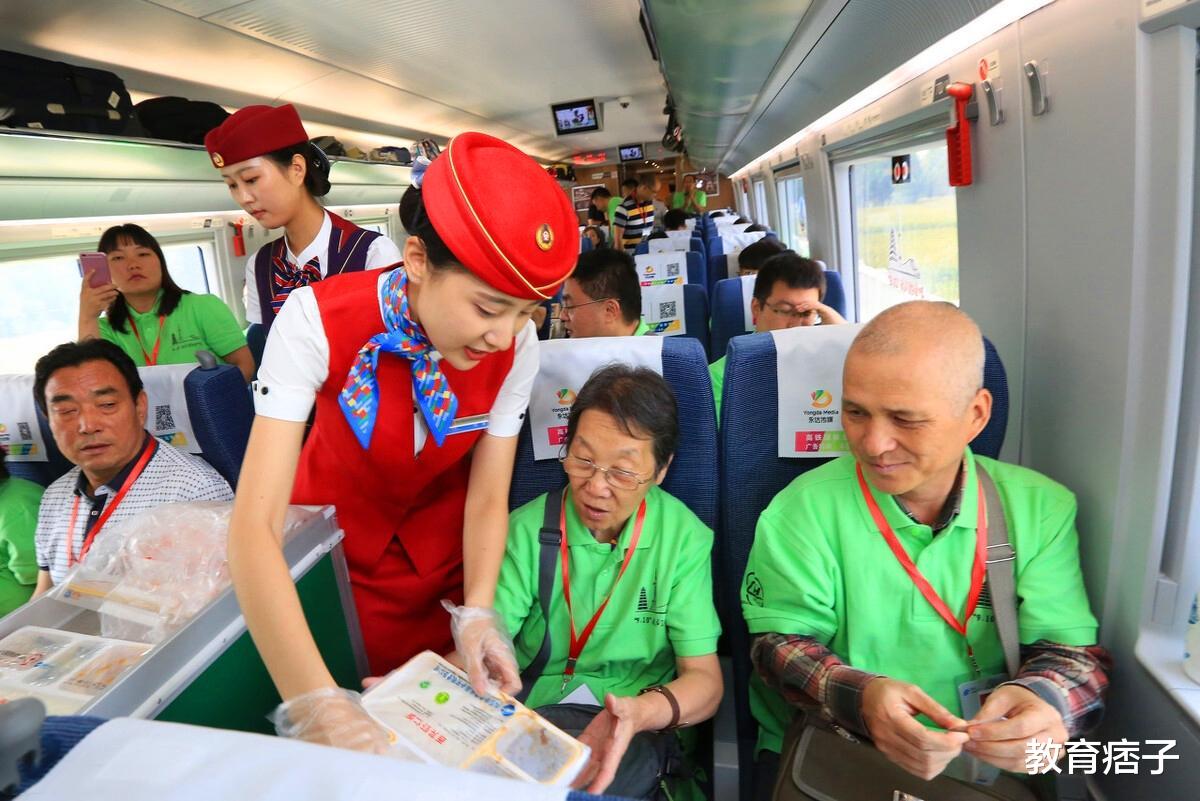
[496,485,721,710]
[0,477,43,615]
[100,292,247,367]
[742,449,1099,754]
[672,190,707,213]
[709,356,726,422]
[607,196,626,237]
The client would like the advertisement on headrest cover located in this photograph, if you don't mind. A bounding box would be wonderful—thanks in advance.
[137,365,201,454]
[648,237,688,254]
[528,338,663,461]
[634,252,688,286]
[640,284,687,336]
[773,323,863,458]
[0,375,48,463]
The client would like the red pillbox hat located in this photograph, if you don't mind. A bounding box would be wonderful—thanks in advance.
[422,132,578,300]
[204,104,308,169]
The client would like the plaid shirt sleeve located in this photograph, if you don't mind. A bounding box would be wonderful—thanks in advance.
[753,635,1112,740]
[751,633,880,737]
[1002,640,1113,739]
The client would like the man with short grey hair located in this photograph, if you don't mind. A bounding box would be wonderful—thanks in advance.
[742,301,1111,798]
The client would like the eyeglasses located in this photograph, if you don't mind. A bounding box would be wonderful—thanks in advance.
[763,302,821,322]
[555,297,613,320]
[559,453,652,491]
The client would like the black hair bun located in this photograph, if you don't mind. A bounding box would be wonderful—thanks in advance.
[307,142,332,197]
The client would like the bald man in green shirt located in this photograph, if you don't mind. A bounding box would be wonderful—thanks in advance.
[743,301,1111,799]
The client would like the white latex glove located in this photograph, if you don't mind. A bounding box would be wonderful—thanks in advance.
[271,687,391,754]
[441,599,521,697]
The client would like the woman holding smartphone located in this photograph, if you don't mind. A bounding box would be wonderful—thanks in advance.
[204,104,401,335]
[228,132,578,752]
[78,224,254,381]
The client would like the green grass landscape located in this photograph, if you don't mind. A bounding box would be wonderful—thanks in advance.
[856,194,960,304]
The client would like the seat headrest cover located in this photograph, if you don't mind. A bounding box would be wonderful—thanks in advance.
[422,132,580,300]
[204,104,308,168]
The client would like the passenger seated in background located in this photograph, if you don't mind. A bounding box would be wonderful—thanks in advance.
[78,224,254,382]
[744,223,768,233]
[31,340,233,595]
[645,209,687,242]
[494,365,722,798]
[582,225,607,250]
[0,448,41,614]
[734,237,786,276]
[672,174,707,215]
[743,302,1111,797]
[614,180,657,253]
[710,252,845,418]
[588,187,612,227]
[560,249,648,339]
[733,216,750,225]
[661,209,688,232]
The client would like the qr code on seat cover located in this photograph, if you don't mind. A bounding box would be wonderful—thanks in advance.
[658,301,677,318]
[666,263,680,277]
[154,404,176,432]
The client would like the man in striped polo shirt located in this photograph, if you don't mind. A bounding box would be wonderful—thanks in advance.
[30,340,232,594]
[613,179,657,253]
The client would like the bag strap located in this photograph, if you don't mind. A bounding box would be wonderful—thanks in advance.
[515,488,563,703]
[977,464,1021,678]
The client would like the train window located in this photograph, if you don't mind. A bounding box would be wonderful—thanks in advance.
[358,222,389,237]
[160,242,216,295]
[752,180,768,226]
[847,141,959,320]
[0,239,220,374]
[737,182,751,218]
[776,176,810,256]
[0,253,84,374]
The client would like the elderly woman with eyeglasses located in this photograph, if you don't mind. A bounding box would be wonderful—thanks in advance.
[492,364,722,799]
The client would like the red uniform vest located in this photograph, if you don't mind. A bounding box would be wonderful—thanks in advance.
[292,269,515,674]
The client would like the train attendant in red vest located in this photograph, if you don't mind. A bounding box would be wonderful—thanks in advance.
[228,132,579,751]
[204,104,401,334]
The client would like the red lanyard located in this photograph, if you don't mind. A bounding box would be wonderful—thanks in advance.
[67,438,157,567]
[127,314,166,366]
[855,463,988,674]
[559,490,646,689]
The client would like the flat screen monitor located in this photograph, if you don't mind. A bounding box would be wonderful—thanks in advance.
[618,143,644,162]
[551,99,600,135]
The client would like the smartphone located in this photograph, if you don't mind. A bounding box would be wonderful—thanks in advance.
[78,252,111,287]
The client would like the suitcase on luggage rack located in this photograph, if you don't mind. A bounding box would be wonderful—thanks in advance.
[134,96,229,144]
[0,50,135,135]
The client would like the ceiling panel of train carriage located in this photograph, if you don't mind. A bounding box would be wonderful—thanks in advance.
[0,0,667,161]
[645,0,1002,172]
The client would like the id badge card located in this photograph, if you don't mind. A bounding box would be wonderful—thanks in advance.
[948,672,1008,787]
[957,672,1007,719]
[446,413,489,436]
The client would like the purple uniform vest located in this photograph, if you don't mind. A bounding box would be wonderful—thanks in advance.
[253,211,384,333]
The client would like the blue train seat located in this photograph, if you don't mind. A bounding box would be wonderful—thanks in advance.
[508,336,718,530]
[718,333,1009,799]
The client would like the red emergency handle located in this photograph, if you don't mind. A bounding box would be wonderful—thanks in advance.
[231,221,246,257]
[946,82,974,187]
